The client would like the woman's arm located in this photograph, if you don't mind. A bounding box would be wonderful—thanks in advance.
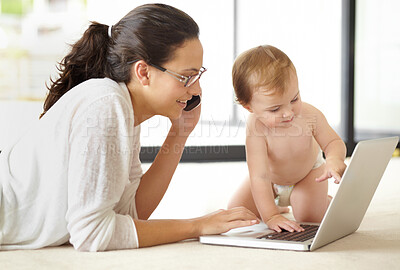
[135,103,202,220]
[134,207,259,247]
[134,126,260,247]
[135,125,188,220]
[133,107,260,247]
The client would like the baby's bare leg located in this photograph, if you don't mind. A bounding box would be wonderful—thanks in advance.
[290,164,330,223]
[228,176,260,218]
[228,176,289,218]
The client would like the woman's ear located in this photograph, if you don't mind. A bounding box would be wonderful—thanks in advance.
[132,60,150,86]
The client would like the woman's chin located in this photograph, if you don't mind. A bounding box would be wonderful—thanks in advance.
[169,110,183,120]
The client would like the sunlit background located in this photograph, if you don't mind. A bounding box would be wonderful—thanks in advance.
[0,0,399,151]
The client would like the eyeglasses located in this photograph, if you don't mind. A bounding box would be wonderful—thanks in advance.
[127,60,206,88]
[149,63,207,88]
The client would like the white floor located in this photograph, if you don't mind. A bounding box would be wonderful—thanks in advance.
[1,158,399,270]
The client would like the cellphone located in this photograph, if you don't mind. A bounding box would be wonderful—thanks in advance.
[184,95,201,111]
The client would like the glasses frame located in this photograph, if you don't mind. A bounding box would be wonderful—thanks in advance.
[149,63,206,88]
[127,60,206,88]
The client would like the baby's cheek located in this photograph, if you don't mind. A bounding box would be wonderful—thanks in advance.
[294,102,302,115]
[255,113,277,128]
[265,117,278,128]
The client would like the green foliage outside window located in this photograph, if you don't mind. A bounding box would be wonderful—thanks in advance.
[1,0,33,16]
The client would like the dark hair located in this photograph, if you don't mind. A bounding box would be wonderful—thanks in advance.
[40,3,199,118]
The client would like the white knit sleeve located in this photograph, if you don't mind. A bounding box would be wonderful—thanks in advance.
[114,125,143,221]
[65,93,139,251]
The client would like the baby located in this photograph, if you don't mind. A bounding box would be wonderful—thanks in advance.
[228,45,347,232]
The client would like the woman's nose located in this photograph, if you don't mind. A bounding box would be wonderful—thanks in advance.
[188,81,202,96]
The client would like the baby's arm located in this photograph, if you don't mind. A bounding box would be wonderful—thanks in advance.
[306,103,347,183]
[246,117,303,232]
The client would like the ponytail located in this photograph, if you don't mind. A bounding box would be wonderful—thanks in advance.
[40,22,111,118]
[40,4,199,118]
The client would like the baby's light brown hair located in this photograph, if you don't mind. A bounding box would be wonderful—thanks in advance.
[232,45,296,106]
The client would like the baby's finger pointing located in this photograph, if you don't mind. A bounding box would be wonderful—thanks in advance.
[315,173,328,182]
[331,171,341,184]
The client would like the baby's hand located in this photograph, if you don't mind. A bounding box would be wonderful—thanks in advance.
[315,158,347,184]
[266,214,304,233]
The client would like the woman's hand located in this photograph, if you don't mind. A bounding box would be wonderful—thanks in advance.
[194,207,260,236]
[134,207,259,248]
[315,158,347,184]
[266,214,304,233]
[170,103,201,138]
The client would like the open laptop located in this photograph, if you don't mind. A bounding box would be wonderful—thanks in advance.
[200,136,399,251]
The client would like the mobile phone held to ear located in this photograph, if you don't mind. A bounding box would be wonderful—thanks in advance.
[184,95,201,111]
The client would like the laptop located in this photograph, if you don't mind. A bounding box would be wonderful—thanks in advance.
[200,136,399,251]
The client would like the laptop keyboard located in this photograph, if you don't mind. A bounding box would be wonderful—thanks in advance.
[257,224,319,242]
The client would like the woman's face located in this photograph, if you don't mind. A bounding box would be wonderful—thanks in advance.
[147,38,204,120]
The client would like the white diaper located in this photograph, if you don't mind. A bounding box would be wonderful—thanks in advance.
[273,184,294,207]
[273,150,325,207]
[312,150,326,169]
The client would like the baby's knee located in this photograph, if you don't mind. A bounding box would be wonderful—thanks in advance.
[292,204,327,223]
[293,210,322,223]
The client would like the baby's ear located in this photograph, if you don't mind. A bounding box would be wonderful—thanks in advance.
[243,104,253,113]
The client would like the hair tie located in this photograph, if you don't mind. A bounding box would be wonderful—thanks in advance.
[108,25,113,38]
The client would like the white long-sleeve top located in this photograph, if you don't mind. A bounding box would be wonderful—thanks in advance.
[0,78,142,251]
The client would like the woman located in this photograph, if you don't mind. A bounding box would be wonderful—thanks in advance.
[0,4,258,251]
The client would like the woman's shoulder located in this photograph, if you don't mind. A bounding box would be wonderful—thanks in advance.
[74,79,133,117]
[65,79,136,140]
[40,78,134,127]
[57,78,132,113]
[72,78,129,101]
